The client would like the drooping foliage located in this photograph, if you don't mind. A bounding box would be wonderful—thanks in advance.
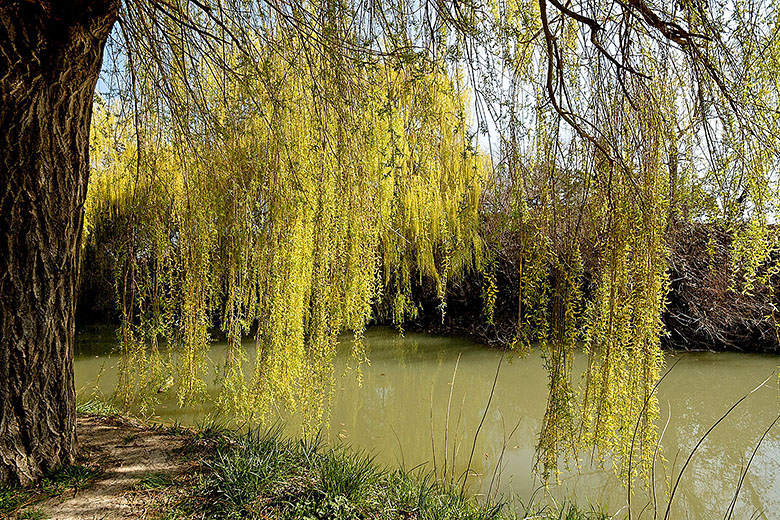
[88,38,485,420]
[83,0,780,489]
[469,0,780,482]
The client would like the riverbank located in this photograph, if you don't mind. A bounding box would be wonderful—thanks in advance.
[1,409,609,520]
[77,221,780,356]
[407,223,780,353]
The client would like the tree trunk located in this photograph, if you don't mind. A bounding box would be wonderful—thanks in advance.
[0,0,118,485]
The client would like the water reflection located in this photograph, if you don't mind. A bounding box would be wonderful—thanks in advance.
[74,327,780,519]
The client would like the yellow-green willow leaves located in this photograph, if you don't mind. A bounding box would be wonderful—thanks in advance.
[500,58,676,482]
[87,50,486,423]
[86,0,780,495]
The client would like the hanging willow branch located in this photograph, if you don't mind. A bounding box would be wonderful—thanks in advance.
[82,0,780,487]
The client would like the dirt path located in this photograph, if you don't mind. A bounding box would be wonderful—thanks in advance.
[40,416,194,520]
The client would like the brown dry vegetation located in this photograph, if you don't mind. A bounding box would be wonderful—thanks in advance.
[408,222,780,353]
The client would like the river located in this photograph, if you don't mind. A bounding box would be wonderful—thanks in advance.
[74,326,780,519]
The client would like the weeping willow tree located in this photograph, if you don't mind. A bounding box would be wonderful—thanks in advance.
[474,0,780,485]
[3,0,777,491]
[88,22,486,421]
[84,0,780,487]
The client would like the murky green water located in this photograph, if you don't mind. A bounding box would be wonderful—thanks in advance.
[75,327,780,519]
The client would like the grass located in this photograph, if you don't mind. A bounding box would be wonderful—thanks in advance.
[193,416,233,441]
[196,426,504,519]
[160,425,610,520]
[76,398,122,417]
[41,464,102,495]
[2,414,609,520]
[521,501,609,520]
[160,421,189,437]
[0,486,35,516]
[0,463,102,519]
[135,472,178,491]
[17,507,47,520]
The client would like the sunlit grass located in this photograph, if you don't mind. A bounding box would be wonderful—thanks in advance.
[76,398,121,417]
[135,472,177,491]
[172,425,610,520]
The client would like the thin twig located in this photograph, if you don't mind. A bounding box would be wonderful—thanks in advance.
[460,353,504,495]
[663,373,775,520]
[443,352,461,484]
[652,402,672,520]
[628,354,685,519]
[723,413,780,520]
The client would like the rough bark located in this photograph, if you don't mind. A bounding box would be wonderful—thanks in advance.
[0,0,118,485]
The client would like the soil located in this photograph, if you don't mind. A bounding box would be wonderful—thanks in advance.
[39,416,196,520]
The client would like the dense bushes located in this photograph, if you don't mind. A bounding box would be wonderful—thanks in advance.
[406,222,780,353]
